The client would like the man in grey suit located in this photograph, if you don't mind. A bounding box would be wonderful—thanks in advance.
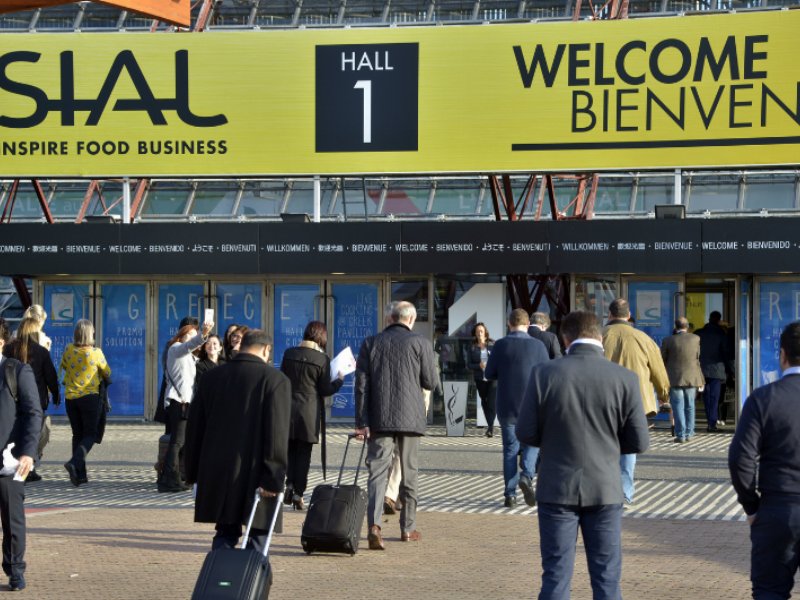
[485,308,549,508]
[661,317,705,443]
[517,311,649,600]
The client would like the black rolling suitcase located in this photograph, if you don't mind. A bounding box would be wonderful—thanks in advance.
[301,433,368,555]
[191,490,283,600]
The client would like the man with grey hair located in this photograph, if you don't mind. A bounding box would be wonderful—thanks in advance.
[528,312,562,360]
[355,301,440,550]
[661,317,705,443]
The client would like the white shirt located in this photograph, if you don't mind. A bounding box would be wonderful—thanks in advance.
[567,338,604,353]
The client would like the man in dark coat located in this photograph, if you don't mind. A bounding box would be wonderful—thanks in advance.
[485,308,549,508]
[696,311,730,432]
[729,321,800,599]
[0,319,42,592]
[517,311,649,599]
[185,329,291,553]
[528,312,562,360]
[355,301,440,550]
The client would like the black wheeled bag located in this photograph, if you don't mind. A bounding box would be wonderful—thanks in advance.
[191,490,283,600]
[301,433,367,556]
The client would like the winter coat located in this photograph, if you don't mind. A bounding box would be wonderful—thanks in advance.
[165,331,204,406]
[281,342,343,444]
[603,320,670,416]
[185,353,291,530]
[3,339,59,410]
[355,323,440,435]
[696,322,730,381]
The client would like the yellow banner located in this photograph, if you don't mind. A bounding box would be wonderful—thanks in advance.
[0,11,797,176]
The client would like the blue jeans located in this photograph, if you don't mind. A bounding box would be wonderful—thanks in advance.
[704,379,723,428]
[538,503,623,600]
[500,422,538,499]
[669,387,697,440]
[620,454,636,503]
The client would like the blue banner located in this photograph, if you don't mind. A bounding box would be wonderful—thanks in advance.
[216,283,262,336]
[757,281,800,388]
[42,284,91,416]
[157,284,205,399]
[331,283,379,419]
[273,284,319,368]
[627,281,679,347]
[740,279,751,408]
[101,284,147,416]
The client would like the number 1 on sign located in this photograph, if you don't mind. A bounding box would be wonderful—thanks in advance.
[354,80,372,144]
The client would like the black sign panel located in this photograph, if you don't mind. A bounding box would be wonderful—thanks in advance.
[400,221,550,274]
[119,223,260,274]
[4,218,800,276]
[316,43,419,152]
[0,223,120,275]
[701,218,800,273]
[549,220,702,274]
[258,223,401,274]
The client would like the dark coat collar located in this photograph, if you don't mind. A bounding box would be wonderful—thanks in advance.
[567,343,605,357]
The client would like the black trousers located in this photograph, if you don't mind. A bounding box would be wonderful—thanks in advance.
[164,401,188,486]
[65,394,103,477]
[750,498,800,599]
[475,379,497,431]
[0,476,26,581]
[286,439,314,497]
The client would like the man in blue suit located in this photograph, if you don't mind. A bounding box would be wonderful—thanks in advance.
[729,321,800,599]
[485,308,549,508]
[517,311,649,599]
[0,319,42,592]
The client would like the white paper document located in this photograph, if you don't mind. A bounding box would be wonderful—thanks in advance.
[330,346,356,381]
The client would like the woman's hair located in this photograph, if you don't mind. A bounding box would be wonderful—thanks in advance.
[198,334,222,361]
[472,322,491,344]
[23,304,47,324]
[9,317,42,364]
[303,321,328,350]
[74,319,95,346]
[167,324,197,348]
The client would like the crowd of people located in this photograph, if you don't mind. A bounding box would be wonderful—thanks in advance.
[1,297,797,599]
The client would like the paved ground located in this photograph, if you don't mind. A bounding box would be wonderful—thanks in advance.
[10,423,757,598]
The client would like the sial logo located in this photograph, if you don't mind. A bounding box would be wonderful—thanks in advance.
[0,49,227,129]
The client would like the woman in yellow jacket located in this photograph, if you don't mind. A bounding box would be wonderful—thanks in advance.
[59,319,111,486]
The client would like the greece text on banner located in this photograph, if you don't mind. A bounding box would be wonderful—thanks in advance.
[0,10,797,176]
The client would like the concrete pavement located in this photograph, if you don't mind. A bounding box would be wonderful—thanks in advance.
[10,423,756,598]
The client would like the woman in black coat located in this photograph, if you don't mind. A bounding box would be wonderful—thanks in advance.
[467,322,496,438]
[280,321,344,510]
[3,317,60,481]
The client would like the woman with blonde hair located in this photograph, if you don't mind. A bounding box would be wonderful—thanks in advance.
[59,319,111,486]
[21,304,51,351]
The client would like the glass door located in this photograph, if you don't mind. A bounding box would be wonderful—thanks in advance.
[624,278,684,347]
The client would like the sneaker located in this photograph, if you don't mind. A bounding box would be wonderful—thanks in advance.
[8,576,25,591]
[518,475,536,507]
[673,437,686,443]
[717,421,726,427]
[503,496,517,508]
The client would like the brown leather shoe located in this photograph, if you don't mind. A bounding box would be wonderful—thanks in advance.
[383,496,397,515]
[368,525,385,550]
[401,530,421,542]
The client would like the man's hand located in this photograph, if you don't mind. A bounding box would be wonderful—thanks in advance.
[747,513,757,525]
[257,487,278,499]
[354,427,370,441]
[16,456,33,479]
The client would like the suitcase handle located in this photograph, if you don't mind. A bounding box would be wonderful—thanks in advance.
[338,433,368,487]
[241,490,284,558]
